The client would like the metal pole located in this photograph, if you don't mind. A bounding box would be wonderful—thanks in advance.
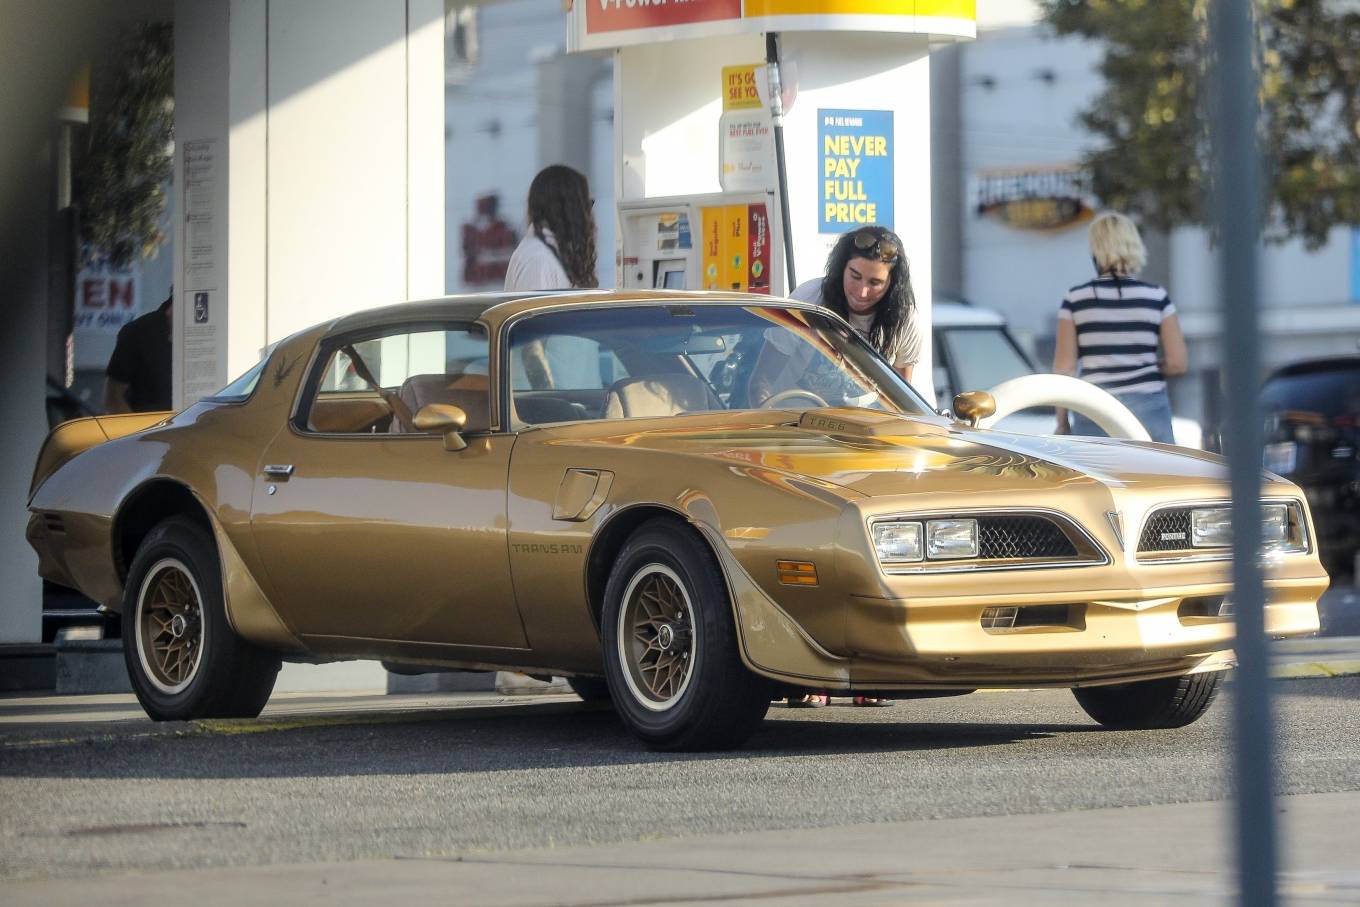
[1211,0,1276,903]
[765,32,796,290]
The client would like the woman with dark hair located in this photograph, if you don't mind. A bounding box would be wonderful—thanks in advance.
[751,226,920,708]
[750,225,921,409]
[497,165,599,698]
[504,164,599,291]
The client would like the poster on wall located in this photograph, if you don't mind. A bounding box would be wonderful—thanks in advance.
[74,267,140,333]
[817,109,893,233]
[719,64,774,192]
[181,139,224,405]
[461,193,517,288]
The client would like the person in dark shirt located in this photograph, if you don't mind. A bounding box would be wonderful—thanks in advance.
[104,292,172,413]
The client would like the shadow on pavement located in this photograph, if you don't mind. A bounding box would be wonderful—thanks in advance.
[0,703,1095,781]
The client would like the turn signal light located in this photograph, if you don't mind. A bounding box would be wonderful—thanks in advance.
[777,560,818,586]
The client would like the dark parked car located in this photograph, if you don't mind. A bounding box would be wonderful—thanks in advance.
[1259,357,1360,578]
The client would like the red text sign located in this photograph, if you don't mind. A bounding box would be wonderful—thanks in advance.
[587,0,741,34]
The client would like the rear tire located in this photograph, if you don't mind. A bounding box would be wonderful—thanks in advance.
[1073,671,1224,730]
[601,519,770,751]
[122,516,280,721]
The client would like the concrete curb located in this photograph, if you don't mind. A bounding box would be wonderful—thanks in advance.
[1270,635,1360,679]
[1272,660,1360,679]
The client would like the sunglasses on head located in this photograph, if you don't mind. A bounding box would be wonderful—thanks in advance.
[851,229,900,263]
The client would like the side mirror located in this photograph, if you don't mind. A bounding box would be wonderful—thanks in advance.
[952,390,997,428]
[414,403,469,451]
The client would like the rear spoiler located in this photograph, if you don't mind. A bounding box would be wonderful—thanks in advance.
[29,412,171,501]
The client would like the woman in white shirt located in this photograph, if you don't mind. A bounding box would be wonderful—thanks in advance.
[504,164,599,292]
[750,226,921,410]
[498,166,601,698]
[502,165,600,394]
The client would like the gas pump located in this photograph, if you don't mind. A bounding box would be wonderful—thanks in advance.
[618,192,785,295]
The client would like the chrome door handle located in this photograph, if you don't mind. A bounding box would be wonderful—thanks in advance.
[263,464,295,480]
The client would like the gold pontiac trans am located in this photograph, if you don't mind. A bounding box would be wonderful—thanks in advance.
[28,291,1328,750]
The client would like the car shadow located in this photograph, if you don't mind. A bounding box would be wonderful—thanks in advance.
[0,702,1099,782]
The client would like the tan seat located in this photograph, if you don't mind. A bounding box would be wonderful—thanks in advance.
[601,374,722,419]
[390,373,490,433]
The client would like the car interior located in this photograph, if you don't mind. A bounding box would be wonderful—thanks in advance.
[298,306,921,437]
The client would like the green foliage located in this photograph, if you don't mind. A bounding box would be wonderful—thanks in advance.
[1041,0,1360,248]
[73,22,174,268]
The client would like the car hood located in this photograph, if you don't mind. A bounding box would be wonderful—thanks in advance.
[547,407,1229,498]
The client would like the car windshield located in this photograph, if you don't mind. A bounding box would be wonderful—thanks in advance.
[506,303,932,426]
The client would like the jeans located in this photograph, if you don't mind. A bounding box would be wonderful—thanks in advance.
[1069,390,1175,444]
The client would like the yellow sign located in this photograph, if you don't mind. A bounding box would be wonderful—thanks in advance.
[722,64,763,112]
[701,205,752,291]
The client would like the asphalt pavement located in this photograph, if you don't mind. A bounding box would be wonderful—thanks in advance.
[2,665,1358,904]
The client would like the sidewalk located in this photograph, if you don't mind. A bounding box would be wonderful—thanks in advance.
[4,791,1357,904]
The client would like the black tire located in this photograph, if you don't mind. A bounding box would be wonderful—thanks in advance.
[567,676,612,704]
[122,516,281,721]
[1072,671,1224,730]
[601,518,771,751]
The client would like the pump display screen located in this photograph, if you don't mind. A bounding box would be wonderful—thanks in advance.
[654,258,687,289]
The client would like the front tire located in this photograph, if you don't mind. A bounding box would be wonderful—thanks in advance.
[1072,671,1224,730]
[601,519,770,751]
[567,676,612,704]
[122,516,281,721]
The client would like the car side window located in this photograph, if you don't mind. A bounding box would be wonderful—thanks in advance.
[300,325,490,435]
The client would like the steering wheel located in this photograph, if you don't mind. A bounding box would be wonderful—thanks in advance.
[760,388,829,410]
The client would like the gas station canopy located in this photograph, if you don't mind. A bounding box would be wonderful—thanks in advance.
[568,0,976,51]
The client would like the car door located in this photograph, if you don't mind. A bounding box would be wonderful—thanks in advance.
[248,322,528,650]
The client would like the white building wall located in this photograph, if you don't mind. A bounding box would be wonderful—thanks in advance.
[176,0,444,381]
[951,25,1360,424]
[444,0,614,292]
[957,27,1105,342]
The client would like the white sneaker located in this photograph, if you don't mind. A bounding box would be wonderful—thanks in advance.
[494,671,570,695]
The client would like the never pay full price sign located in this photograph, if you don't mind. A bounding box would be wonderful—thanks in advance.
[818,108,894,233]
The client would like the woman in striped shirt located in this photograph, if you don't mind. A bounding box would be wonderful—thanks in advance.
[1052,212,1188,444]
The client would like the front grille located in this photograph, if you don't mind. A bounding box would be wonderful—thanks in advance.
[977,516,1077,559]
[1138,509,1195,552]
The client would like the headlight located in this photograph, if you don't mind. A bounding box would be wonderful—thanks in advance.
[1190,507,1232,547]
[1189,502,1301,551]
[926,518,979,559]
[873,518,982,566]
[1260,504,1289,548]
[873,522,922,563]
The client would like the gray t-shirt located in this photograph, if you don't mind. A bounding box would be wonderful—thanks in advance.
[786,278,920,368]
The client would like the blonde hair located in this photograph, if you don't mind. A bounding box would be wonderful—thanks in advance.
[1088,212,1146,275]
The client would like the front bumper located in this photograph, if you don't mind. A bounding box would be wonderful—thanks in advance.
[841,574,1324,688]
